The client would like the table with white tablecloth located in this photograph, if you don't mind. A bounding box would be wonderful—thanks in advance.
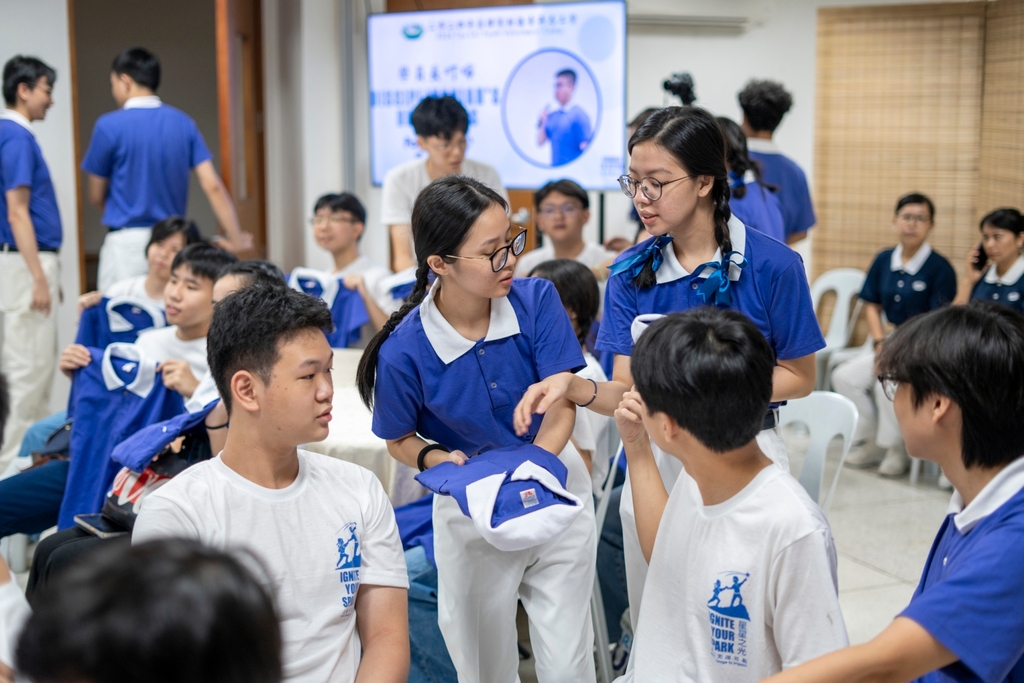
[303,349,425,506]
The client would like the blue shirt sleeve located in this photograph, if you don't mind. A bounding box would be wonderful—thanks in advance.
[0,136,36,192]
[530,280,586,378]
[767,258,826,360]
[371,345,424,441]
[81,120,115,178]
[188,121,213,169]
[901,520,1024,683]
[930,259,958,310]
[859,252,888,305]
[595,273,638,357]
[577,108,592,143]
[790,170,816,236]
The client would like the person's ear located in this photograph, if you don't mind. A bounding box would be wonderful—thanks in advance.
[697,175,715,198]
[426,254,450,277]
[16,82,31,104]
[352,221,365,240]
[580,209,591,225]
[930,394,953,425]
[416,136,428,152]
[230,370,262,415]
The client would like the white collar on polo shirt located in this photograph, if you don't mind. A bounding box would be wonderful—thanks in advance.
[419,277,520,365]
[890,243,932,276]
[123,95,162,110]
[1,109,34,136]
[746,137,780,154]
[655,215,747,285]
[289,267,340,309]
[102,342,157,398]
[947,455,1024,533]
[983,255,1024,286]
[106,296,166,334]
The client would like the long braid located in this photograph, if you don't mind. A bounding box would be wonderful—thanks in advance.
[712,178,733,256]
[356,262,431,409]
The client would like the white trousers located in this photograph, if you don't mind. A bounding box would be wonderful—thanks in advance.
[619,427,788,632]
[831,349,902,449]
[0,251,60,471]
[97,227,151,292]
[434,443,598,683]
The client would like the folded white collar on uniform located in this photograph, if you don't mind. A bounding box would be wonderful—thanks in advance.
[419,277,520,364]
[106,296,166,334]
[890,243,932,276]
[123,95,162,110]
[746,137,780,154]
[983,256,1024,286]
[102,342,157,397]
[947,456,1024,533]
[655,215,747,285]
[1,109,34,136]
[289,267,340,309]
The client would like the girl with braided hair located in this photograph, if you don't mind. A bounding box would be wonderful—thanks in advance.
[357,175,597,683]
[512,106,824,634]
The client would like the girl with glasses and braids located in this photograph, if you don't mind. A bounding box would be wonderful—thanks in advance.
[357,175,598,683]
[513,106,825,635]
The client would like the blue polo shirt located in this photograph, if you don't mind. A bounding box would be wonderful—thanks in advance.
[372,277,585,455]
[971,257,1024,314]
[544,105,592,167]
[900,458,1024,683]
[74,296,166,349]
[288,268,371,349]
[730,178,786,243]
[0,114,62,249]
[81,98,212,229]
[860,244,957,326]
[597,218,825,367]
[748,140,816,240]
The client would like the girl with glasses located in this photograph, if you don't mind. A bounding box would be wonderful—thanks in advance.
[513,106,824,634]
[357,175,598,683]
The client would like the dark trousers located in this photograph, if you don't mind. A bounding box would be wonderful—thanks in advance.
[0,459,68,540]
[26,526,128,606]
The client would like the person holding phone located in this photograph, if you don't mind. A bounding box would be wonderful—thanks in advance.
[955,208,1024,314]
[832,193,956,479]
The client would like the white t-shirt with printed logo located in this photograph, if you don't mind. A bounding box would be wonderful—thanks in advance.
[621,465,848,682]
[132,449,409,683]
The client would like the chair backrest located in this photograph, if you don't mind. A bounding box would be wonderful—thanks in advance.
[810,268,866,349]
[779,391,859,512]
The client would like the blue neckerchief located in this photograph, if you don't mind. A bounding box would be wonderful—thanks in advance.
[607,235,673,279]
[696,251,747,307]
[728,171,744,189]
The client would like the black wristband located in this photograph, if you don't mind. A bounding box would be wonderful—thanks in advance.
[417,443,449,472]
[206,421,229,430]
[576,377,598,408]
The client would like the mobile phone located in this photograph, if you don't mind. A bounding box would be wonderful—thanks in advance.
[971,242,987,271]
[74,513,129,539]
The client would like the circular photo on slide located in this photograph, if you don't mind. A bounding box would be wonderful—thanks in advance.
[502,49,602,169]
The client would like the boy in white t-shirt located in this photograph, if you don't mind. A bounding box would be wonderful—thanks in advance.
[133,283,409,683]
[614,308,848,682]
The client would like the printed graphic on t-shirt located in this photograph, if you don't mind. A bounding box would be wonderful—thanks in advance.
[335,522,362,612]
[707,572,751,668]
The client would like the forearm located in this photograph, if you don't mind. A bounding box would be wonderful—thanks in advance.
[533,397,575,455]
[389,225,415,272]
[771,355,816,402]
[354,630,409,683]
[953,279,976,305]
[787,231,807,245]
[865,303,885,342]
[205,182,243,243]
[386,433,430,470]
[561,374,629,417]
[624,435,668,562]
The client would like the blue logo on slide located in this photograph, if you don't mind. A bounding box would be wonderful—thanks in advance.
[402,24,423,39]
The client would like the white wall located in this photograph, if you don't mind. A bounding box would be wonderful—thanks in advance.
[0,0,80,411]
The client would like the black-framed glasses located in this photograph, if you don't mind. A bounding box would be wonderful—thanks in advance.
[446,229,527,272]
[618,174,693,201]
[309,215,357,227]
[877,373,900,402]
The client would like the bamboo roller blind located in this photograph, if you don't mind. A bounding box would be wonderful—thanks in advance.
[813,3,986,281]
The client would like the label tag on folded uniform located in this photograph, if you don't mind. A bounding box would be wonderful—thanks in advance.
[520,488,539,508]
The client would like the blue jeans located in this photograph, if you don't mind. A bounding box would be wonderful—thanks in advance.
[0,459,69,540]
[405,546,457,683]
[597,473,628,642]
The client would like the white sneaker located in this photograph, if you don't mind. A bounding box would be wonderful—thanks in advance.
[878,445,910,478]
[844,441,885,469]
[937,472,953,490]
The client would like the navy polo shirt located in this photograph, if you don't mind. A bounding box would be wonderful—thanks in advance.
[372,277,585,456]
[544,106,592,167]
[748,139,816,240]
[860,245,957,326]
[0,114,62,249]
[971,257,1024,314]
[900,458,1024,682]
[81,98,212,229]
[596,217,825,364]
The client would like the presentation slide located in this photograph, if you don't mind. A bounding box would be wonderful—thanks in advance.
[368,1,626,190]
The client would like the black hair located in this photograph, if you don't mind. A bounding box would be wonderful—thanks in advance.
[171,243,239,284]
[628,107,659,132]
[0,372,8,451]
[208,283,333,413]
[16,538,282,683]
[737,80,793,133]
[556,69,577,85]
[534,179,589,210]
[146,216,201,257]
[717,116,758,200]
[410,95,469,140]
[357,175,508,407]
[314,192,367,225]
[627,106,732,288]
[877,301,1024,469]
[895,193,935,222]
[111,47,161,91]
[217,259,287,286]
[528,259,599,346]
[2,55,56,106]
[631,308,774,452]
[979,207,1024,236]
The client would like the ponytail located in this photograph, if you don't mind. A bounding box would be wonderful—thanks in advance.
[712,178,733,256]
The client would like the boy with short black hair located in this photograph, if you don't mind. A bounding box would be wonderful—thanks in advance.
[515,179,613,277]
[133,284,409,683]
[763,301,1024,683]
[615,308,847,681]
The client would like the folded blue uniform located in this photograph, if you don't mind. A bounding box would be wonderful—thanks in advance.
[75,296,166,348]
[415,444,583,551]
[112,399,219,472]
[289,267,370,348]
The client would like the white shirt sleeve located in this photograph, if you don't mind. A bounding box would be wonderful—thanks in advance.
[768,528,849,668]
[0,579,30,669]
[132,493,202,545]
[380,167,416,227]
[357,474,409,589]
[571,403,597,454]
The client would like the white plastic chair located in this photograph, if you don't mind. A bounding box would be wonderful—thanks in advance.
[779,392,859,512]
[592,443,624,683]
[810,269,866,390]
